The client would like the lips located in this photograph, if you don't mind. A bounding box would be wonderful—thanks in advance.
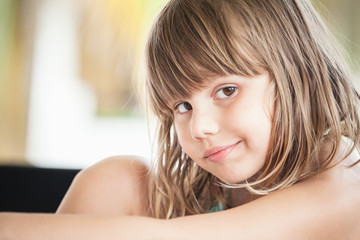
[203,141,240,163]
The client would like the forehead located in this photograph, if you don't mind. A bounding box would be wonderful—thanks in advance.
[167,72,272,103]
[163,72,219,105]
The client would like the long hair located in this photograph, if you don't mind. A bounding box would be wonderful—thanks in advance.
[144,0,360,219]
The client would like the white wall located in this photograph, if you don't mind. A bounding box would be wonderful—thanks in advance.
[26,0,152,169]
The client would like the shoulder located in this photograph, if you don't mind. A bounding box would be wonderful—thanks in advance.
[78,155,149,184]
[240,161,360,239]
[57,156,149,216]
[168,163,360,239]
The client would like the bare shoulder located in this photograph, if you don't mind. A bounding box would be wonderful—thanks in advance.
[239,156,360,239]
[57,156,149,216]
[266,164,360,239]
[238,140,360,239]
[168,162,360,240]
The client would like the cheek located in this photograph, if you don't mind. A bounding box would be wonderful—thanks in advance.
[174,121,202,162]
[226,96,273,149]
[174,121,190,149]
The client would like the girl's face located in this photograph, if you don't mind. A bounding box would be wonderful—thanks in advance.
[172,73,274,183]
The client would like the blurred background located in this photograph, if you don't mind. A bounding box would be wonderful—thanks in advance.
[0,0,359,169]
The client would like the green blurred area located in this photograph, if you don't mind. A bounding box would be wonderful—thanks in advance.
[0,0,15,98]
[316,0,360,72]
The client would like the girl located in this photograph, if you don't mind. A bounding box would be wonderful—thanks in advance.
[1,0,360,239]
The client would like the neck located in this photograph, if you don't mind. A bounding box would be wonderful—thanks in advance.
[228,187,263,208]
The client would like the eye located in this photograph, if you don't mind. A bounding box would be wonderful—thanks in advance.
[175,102,192,113]
[215,86,237,99]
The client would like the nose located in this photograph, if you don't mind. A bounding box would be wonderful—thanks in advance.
[190,109,220,140]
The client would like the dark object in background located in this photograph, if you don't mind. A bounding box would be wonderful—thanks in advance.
[0,165,80,213]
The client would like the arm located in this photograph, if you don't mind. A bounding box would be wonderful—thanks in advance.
[163,173,358,240]
[0,213,162,240]
[2,163,358,239]
[0,156,154,240]
[0,176,355,240]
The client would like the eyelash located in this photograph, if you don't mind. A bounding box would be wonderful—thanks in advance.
[174,86,238,114]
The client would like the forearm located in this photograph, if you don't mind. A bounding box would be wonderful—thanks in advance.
[0,212,164,240]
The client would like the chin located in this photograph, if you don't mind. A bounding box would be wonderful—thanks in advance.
[216,170,261,185]
[216,175,248,185]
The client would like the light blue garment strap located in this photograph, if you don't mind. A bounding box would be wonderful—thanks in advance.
[207,188,230,213]
[207,202,225,213]
[323,129,330,136]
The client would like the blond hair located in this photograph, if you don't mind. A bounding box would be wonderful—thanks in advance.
[144,0,360,219]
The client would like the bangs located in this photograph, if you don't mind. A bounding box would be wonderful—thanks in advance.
[146,0,266,113]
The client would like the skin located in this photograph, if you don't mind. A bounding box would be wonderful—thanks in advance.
[1,74,360,239]
[56,156,149,216]
[1,148,359,239]
[172,73,274,184]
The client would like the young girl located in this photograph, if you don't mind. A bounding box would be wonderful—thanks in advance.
[1,0,360,239]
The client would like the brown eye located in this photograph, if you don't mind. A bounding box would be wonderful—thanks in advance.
[176,102,192,113]
[215,87,237,99]
[223,87,236,96]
